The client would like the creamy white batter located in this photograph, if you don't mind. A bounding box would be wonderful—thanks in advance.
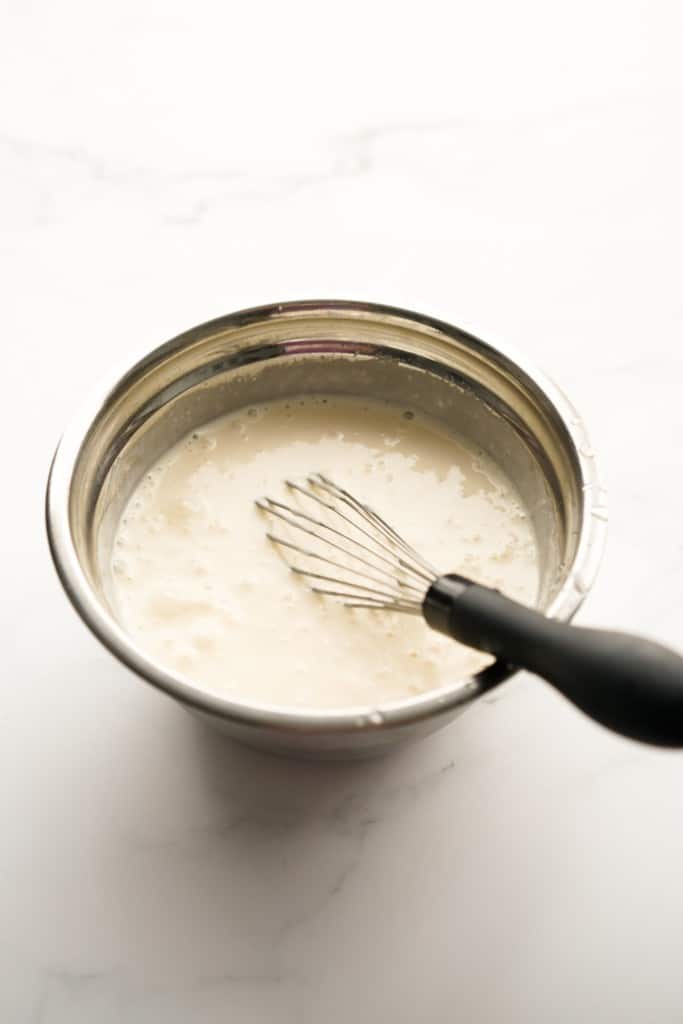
[110,396,539,709]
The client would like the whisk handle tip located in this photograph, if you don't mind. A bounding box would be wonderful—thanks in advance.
[424,576,683,747]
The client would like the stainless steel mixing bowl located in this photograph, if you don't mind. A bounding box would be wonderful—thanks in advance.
[46,300,606,757]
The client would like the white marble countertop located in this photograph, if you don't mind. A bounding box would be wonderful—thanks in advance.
[3,2,683,1020]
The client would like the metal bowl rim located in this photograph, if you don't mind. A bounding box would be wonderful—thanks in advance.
[45,298,607,735]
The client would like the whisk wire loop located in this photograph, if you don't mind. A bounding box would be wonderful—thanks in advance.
[257,475,437,613]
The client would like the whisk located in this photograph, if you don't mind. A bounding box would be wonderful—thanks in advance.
[256,473,683,746]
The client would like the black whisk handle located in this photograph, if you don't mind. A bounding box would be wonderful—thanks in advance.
[424,575,683,747]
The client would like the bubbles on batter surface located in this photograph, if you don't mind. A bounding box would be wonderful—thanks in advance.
[108,390,540,708]
[185,430,217,451]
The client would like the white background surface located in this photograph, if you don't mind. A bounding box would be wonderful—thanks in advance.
[2,2,683,1021]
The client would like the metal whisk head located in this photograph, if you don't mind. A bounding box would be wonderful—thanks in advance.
[255,473,438,614]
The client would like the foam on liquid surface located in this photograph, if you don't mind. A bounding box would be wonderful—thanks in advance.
[110,396,539,709]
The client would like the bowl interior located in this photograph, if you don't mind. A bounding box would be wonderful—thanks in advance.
[54,302,602,732]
